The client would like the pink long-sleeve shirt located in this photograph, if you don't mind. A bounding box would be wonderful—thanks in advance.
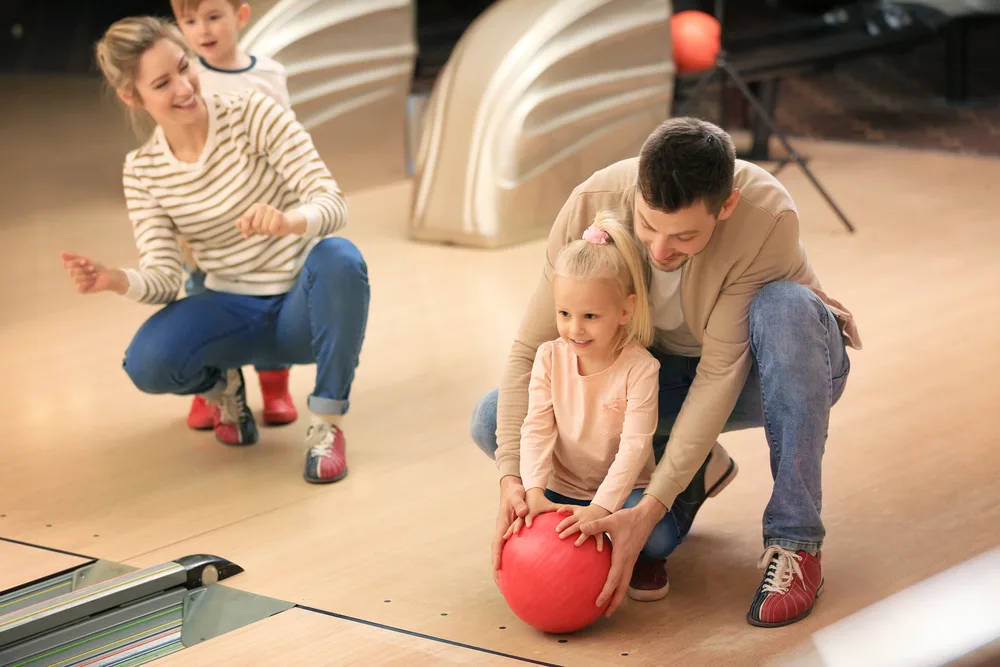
[519,339,660,513]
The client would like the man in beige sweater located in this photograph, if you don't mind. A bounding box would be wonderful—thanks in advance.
[471,117,861,627]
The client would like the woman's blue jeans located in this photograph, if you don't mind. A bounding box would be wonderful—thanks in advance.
[123,238,370,417]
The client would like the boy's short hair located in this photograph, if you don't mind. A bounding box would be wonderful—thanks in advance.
[171,0,245,16]
[637,116,736,216]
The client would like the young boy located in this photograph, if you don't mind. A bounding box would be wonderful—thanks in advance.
[171,0,298,432]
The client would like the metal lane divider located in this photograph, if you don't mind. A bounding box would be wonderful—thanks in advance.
[0,554,294,667]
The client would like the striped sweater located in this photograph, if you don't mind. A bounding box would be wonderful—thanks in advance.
[121,90,348,304]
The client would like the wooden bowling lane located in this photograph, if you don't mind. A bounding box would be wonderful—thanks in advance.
[153,607,548,666]
[0,540,89,595]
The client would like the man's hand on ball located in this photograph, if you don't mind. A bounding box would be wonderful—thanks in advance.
[236,203,291,238]
[579,496,666,617]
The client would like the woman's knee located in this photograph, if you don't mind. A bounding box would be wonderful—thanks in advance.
[307,237,369,287]
[123,332,180,395]
[471,389,499,459]
[122,306,201,394]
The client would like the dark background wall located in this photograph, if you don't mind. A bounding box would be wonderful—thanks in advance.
[1,0,499,76]
[3,0,997,156]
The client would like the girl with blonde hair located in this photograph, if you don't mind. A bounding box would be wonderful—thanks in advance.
[502,211,674,602]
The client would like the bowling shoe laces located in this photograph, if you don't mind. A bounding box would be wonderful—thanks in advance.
[746,546,823,627]
[211,369,259,446]
[303,418,348,484]
[628,557,670,601]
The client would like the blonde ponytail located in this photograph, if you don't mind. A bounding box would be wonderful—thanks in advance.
[94,16,190,138]
[554,210,653,352]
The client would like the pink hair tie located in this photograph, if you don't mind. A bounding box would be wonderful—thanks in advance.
[582,225,609,245]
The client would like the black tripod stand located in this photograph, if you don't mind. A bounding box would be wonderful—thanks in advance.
[675,49,857,234]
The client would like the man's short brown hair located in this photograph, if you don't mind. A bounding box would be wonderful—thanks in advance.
[637,117,737,216]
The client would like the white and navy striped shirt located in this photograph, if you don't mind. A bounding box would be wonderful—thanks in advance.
[121,90,347,304]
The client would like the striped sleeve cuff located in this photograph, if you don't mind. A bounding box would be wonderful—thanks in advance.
[296,203,326,238]
[122,268,147,302]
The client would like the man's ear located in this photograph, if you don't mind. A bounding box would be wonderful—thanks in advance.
[717,188,741,221]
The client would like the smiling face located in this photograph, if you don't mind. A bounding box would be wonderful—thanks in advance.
[632,190,739,272]
[553,275,635,363]
[175,0,250,68]
[632,116,741,271]
[119,37,203,128]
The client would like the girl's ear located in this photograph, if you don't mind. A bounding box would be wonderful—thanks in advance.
[621,293,637,325]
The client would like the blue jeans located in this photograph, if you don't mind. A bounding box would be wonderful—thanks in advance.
[472,281,850,554]
[124,238,370,416]
[545,489,679,562]
[184,268,288,373]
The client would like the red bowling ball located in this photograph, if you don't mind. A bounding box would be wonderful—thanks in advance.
[671,10,722,74]
[499,511,613,634]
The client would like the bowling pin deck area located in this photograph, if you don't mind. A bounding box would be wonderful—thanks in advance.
[2,77,1000,666]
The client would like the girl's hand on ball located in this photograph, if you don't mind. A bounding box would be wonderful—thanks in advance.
[505,489,563,540]
[523,488,563,529]
[503,488,569,541]
[557,505,610,550]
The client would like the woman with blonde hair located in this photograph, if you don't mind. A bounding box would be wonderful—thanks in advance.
[60,16,369,484]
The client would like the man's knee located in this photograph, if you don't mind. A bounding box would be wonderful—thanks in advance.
[621,490,682,559]
[749,281,831,351]
[750,281,822,326]
[642,521,682,560]
[470,389,499,459]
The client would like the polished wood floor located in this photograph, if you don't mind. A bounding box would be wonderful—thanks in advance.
[1,75,999,666]
[0,542,88,593]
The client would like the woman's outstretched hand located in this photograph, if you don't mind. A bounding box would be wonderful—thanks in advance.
[60,252,126,295]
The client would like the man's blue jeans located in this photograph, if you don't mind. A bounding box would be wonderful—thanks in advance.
[471,281,851,555]
[124,238,370,417]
